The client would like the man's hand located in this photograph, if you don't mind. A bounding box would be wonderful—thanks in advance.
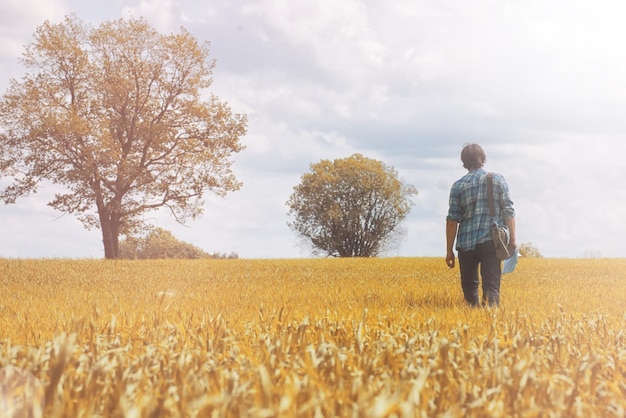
[445,219,458,269]
[505,217,517,252]
[446,250,455,268]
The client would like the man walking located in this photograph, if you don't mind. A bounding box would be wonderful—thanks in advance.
[446,144,516,306]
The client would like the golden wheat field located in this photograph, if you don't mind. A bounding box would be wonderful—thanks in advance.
[0,257,625,417]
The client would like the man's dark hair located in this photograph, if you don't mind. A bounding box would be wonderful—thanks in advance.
[461,143,486,170]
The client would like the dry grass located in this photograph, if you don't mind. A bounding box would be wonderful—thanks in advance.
[0,257,625,417]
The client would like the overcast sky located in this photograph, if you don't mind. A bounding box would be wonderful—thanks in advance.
[1,0,625,259]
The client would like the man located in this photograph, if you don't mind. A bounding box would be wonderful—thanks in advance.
[446,143,516,306]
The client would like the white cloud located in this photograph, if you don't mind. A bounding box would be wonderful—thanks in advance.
[121,0,178,31]
[1,0,626,258]
[0,0,67,84]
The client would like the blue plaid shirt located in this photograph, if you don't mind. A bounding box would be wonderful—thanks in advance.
[447,168,515,252]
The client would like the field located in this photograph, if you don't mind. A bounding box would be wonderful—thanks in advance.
[0,257,625,417]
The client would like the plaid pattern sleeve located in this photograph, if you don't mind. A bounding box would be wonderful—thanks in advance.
[498,174,515,220]
[447,169,513,252]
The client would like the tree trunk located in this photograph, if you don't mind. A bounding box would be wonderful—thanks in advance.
[101,224,118,259]
[98,203,121,259]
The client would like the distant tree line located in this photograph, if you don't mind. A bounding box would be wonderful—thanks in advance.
[519,242,542,258]
[118,228,237,260]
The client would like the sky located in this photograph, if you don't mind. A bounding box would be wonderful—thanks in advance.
[1,0,625,259]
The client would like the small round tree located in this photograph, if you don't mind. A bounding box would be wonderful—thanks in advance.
[287,154,417,257]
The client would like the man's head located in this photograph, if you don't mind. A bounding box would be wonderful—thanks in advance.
[461,143,486,170]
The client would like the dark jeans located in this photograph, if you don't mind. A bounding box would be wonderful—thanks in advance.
[458,241,501,307]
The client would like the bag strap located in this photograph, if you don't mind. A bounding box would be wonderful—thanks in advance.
[487,172,495,218]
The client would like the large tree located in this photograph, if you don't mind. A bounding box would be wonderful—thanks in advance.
[0,16,247,259]
[287,154,417,257]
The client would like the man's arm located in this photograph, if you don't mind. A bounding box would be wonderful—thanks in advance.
[446,219,458,268]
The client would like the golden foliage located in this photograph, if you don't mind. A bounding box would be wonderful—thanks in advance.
[0,257,625,417]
